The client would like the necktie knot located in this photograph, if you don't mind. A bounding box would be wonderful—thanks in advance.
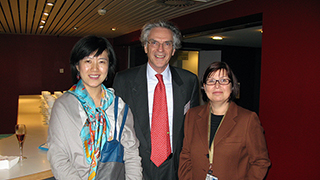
[155,74,163,83]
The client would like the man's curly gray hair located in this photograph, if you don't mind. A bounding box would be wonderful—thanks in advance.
[140,19,182,50]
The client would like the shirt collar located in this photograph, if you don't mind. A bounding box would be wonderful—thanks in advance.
[147,63,171,83]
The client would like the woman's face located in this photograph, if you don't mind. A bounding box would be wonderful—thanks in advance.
[76,50,109,92]
[203,69,232,104]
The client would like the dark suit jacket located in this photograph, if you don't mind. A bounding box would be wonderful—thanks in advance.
[179,102,271,180]
[113,64,199,180]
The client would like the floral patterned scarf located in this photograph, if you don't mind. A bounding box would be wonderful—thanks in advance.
[68,79,114,180]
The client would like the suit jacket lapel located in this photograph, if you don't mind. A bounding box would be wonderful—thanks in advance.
[131,64,151,149]
[196,103,211,150]
[214,102,237,146]
[170,66,186,152]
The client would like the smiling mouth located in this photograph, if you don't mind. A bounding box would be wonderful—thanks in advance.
[89,75,100,78]
[155,54,165,58]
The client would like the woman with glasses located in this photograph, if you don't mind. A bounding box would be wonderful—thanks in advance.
[178,61,271,180]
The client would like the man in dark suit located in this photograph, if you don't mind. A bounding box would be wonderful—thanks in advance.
[113,19,199,180]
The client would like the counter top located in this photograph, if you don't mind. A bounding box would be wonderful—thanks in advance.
[0,95,52,180]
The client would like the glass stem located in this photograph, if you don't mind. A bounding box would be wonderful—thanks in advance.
[19,142,23,160]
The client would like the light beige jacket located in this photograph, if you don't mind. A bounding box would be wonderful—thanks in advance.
[47,90,142,180]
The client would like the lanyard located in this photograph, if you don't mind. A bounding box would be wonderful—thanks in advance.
[207,106,228,174]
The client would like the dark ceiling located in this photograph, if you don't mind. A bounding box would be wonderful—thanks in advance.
[0,0,261,47]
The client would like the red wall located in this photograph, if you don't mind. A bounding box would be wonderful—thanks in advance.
[0,34,82,94]
[259,0,320,178]
[114,0,320,179]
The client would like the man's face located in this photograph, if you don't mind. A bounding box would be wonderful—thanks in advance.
[144,27,176,73]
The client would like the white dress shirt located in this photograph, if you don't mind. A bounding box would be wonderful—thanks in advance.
[147,63,173,151]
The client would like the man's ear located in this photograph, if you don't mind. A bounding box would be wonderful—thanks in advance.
[144,45,148,54]
[172,49,176,56]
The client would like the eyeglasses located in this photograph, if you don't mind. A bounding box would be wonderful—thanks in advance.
[147,40,173,49]
[206,78,231,85]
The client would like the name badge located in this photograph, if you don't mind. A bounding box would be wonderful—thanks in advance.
[184,101,190,115]
[206,174,218,180]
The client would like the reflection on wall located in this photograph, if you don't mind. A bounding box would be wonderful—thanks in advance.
[183,51,198,75]
[171,50,222,80]
[170,50,199,76]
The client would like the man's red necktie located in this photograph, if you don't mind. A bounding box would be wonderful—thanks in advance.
[150,74,171,167]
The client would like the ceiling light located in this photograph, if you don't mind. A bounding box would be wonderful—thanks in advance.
[212,36,223,40]
[41,20,46,23]
[43,12,49,16]
[74,27,78,30]
[39,26,44,28]
[47,3,54,6]
[111,27,117,31]
[98,9,107,15]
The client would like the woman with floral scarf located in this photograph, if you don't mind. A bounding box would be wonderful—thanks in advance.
[47,35,142,180]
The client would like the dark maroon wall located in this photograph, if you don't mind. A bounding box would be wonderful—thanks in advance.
[1,34,82,94]
[0,34,81,133]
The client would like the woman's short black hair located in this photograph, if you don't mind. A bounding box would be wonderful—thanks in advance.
[70,35,116,86]
[201,61,239,102]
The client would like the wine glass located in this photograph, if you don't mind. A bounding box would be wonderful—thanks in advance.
[15,124,27,161]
